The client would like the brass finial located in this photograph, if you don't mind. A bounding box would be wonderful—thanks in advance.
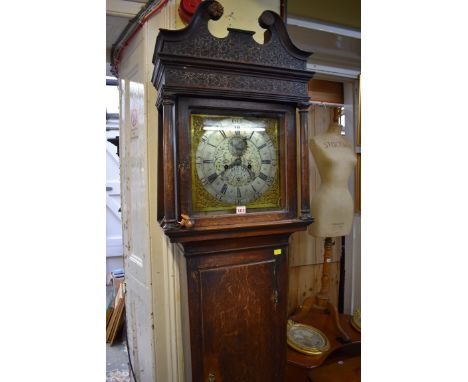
[178,213,194,229]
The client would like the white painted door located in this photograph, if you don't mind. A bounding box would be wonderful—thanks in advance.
[106,129,123,283]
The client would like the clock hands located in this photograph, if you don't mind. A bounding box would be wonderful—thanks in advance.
[220,141,258,182]
[195,115,278,208]
[220,157,241,177]
[198,129,274,204]
[221,136,249,179]
[230,157,243,168]
[219,156,250,179]
[244,165,256,181]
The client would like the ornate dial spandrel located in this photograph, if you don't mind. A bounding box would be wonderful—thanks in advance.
[191,114,281,212]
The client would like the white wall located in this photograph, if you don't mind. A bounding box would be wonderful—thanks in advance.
[106,129,124,283]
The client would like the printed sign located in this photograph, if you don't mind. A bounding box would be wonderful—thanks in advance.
[236,206,246,214]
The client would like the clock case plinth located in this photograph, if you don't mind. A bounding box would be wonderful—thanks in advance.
[152,1,314,381]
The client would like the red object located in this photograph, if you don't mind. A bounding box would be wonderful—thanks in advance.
[178,0,202,24]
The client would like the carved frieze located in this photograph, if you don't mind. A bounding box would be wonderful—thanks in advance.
[165,67,307,96]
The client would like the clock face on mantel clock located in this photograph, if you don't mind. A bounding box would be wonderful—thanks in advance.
[191,113,282,213]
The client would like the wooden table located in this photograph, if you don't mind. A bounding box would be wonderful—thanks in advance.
[287,310,361,382]
[308,352,360,382]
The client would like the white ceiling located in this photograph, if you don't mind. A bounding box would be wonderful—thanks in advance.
[287,24,360,71]
[107,15,131,51]
[106,0,148,51]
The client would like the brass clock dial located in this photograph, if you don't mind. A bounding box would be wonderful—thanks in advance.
[191,114,280,211]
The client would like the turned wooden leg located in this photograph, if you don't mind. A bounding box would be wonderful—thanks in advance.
[316,237,333,308]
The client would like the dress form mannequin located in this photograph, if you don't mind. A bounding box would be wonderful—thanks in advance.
[289,109,357,346]
[309,121,356,238]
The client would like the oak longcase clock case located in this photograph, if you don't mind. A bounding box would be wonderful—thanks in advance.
[152,1,314,381]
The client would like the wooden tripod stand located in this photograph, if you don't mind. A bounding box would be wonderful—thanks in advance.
[290,237,351,343]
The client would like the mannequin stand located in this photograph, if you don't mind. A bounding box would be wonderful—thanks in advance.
[290,237,351,344]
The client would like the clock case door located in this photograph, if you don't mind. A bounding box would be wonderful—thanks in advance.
[185,234,290,382]
[176,96,297,230]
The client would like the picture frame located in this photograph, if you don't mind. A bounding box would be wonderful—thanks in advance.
[286,320,330,355]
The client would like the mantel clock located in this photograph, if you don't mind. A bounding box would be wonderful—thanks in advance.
[152,1,314,380]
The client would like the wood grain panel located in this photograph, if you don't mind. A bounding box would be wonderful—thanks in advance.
[289,233,341,266]
[289,231,317,266]
[308,79,344,104]
[288,262,340,316]
[200,260,281,382]
[185,239,289,382]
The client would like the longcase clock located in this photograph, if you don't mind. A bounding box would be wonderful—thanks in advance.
[152,1,314,381]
